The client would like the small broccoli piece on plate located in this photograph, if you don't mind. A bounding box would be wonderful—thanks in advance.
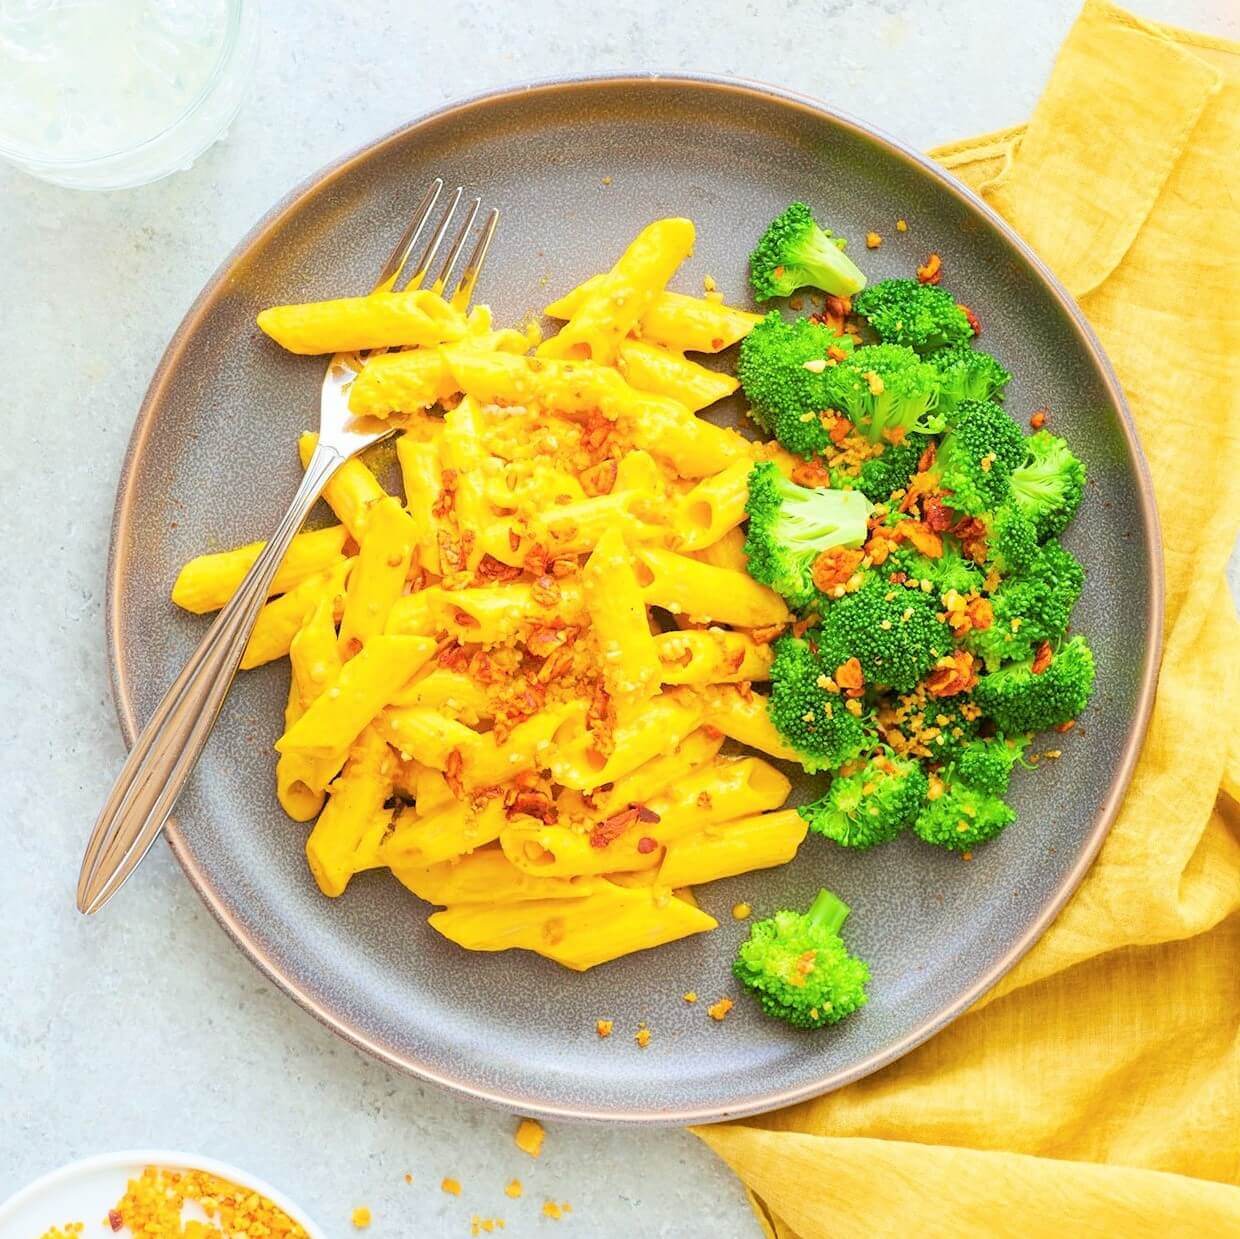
[931,398,1027,516]
[829,344,944,444]
[853,278,974,351]
[929,342,1012,414]
[768,635,872,773]
[953,736,1029,796]
[1009,430,1087,541]
[737,312,854,448]
[800,750,928,848]
[817,576,953,694]
[913,768,1016,851]
[743,462,872,609]
[733,888,870,1028]
[974,635,1095,733]
[749,202,868,302]
[968,539,1085,670]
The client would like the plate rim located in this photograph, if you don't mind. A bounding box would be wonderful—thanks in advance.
[104,72,1165,1124]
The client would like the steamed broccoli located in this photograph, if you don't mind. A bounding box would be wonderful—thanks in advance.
[749,203,867,302]
[929,343,1011,414]
[892,536,985,598]
[930,398,1027,516]
[768,636,872,772]
[743,462,871,608]
[800,751,928,847]
[953,736,1028,796]
[913,769,1016,851]
[974,635,1095,733]
[733,888,870,1028]
[817,576,953,693]
[967,540,1085,669]
[981,501,1040,576]
[1009,430,1087,541]
[921,695,982,765]
[737,312,852,436]
[828,344,944,443]
[853,278,974,351]
[848,433,930,503]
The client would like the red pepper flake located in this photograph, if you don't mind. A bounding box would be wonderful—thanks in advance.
[508,789,558,823]
[1055,719,1076,733]
[916,253,943,285]
[917,440,938,474]
[811,546,864,593]
[791,457,832,488]
[702,724,725,741]
[710,336,725,350]
[109,1211,124,1233]
[923,494,953,532]
[444,748,465,797]
[476,553,522,583]
[589,807,639,848]
[1030,408,1048,430]
[1031,641,1053,675]
[750,622,788,645]
[634,804,661,824]
[531,575,560,607]
[790,614,819,639]
[509,527,522,552]
[636,836,658,854]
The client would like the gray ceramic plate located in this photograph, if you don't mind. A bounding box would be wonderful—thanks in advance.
[108,76,1162,1123]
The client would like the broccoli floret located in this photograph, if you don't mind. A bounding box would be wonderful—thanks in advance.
[853,278,974,351]
[967,540,1085,669]
[817,576,953,693]
[737,312,853,447]
[828,344,944,444]
[1009,430,1087,541]
[893,536,986,598]
[983,502,1040,576]
[952,736,1029,796]
[743,462,871,609]
[921,695,982,765]
[800,751,928,848]
[847,433,930,503]
[768,636,871,773]
[749,203,868,303]
[929,343,1011,414]
[974,635,1095,733]
[931,398,1027,516]
[913,770,1016,851]
[733,888,870,1028]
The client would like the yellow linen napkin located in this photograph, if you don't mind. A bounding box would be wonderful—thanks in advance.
[694,3,1240,1234]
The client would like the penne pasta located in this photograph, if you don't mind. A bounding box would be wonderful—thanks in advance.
[337,495,417,656]
[258,288,468,354]
[701,685,800,763]
[617,338,739,411]
[391,846,600,905]
[672,460,753,551]
[241,558,352,670]
[298,432,388,541]
[379,797,507,868]
[276,634,436,756]
[653,628,774,685]
[657,809,809,888]
[171,523,348,615]
[582,527,660,699]
[546,282,760,353]
[634,545,789,627]
[538,218,695,364]
[428,881,717,971]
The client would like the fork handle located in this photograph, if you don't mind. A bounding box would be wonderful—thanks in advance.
[76,442,347,915]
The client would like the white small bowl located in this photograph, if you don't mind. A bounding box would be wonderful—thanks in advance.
[0,1151,326,1238]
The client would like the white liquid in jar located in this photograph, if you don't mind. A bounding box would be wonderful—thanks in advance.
[0,0,231,162]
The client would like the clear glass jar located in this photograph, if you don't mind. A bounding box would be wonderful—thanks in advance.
[0,0,259,190]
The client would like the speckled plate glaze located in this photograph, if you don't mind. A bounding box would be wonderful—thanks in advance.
[108,76,1162,1123]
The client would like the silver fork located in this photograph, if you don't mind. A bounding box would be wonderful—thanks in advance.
[77,179,499,915]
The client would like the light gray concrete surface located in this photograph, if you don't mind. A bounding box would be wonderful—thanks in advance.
[1,2,1236,1236]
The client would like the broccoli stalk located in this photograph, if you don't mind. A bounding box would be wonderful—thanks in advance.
[1009,430,1086,541]
[743,462,872,608]
[768,636,872,773]
[749,203,867,302]
[733,888,870,1028]
[974,635,1096,733]
[853,278,974,351]
[737,312,854,450]
[800,751,929,847]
